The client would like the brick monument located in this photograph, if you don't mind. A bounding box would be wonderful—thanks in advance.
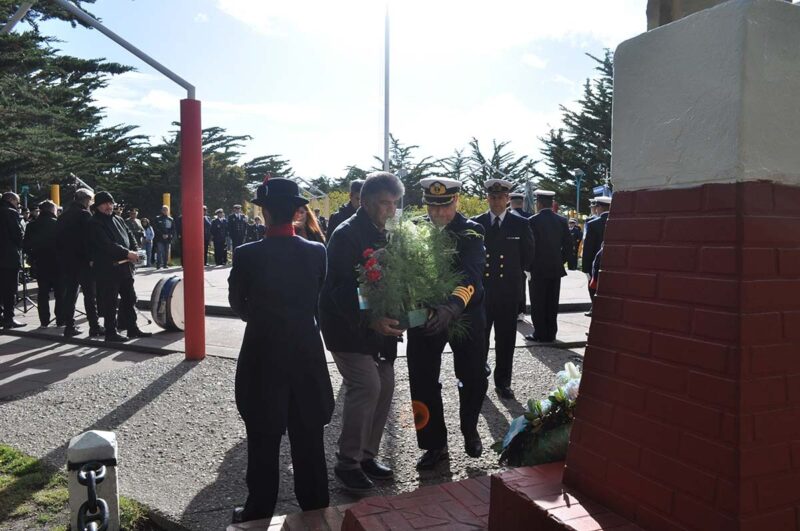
[561,1,800,529]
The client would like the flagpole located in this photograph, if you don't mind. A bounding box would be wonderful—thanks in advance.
[383,5,390,171]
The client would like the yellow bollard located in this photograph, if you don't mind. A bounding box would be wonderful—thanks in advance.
[162,193,171,211]
[50,184,60,207]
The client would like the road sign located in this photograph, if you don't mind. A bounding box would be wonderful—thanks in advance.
[20,185,29,196]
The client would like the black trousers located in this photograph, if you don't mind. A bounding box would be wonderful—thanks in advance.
[406,316,488,450]
[213,239,227,265]
[97,276,137,335]
[0,267,18,323]
[567,251,578,271]
[530,278,561,342]
[203,239,210,266]
[35,272,62,327]
[518,283,526,315]
[231,236,244,251]
[485,296,519,388]
[61,268,101,329]
[242,397,328,519]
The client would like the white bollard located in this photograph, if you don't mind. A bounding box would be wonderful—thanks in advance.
[67,430,120,531]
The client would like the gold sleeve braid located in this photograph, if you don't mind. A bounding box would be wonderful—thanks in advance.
[452,285,475,306]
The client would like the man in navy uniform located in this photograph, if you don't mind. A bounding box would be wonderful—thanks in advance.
[582,196,611,307]
[407,177,488,470]
[472,180,534,400]
[326,179,363,240]
[509,191,532,218]
[567,218,582,271]
[211,209,228,265]
[524,190,572,343]
[228,204,248,251]
[203,206,212,266]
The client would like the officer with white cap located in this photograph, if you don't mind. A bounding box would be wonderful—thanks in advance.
[471,179,534,400]
[582,196,611,309]
[524,190,572,343]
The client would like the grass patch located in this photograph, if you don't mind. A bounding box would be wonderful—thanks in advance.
[0,444,161,530]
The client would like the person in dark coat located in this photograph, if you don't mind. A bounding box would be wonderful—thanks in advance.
[0,192,25,328]
[319,172,403,492]
[509,191,532,317]
[227,204,247,251]
[325,179,363,241]
[524,190,573,343]
[211,209,228,265]
[57,188,103,337]
[153,205,175,269]
[89,191,152,342]
[567,218,582,270]
[472,180,535,400]
[407,177,488,470]
[229,178,334,523]
[203,206,212,266]
[23,200,62,328]
[582,196,611,306]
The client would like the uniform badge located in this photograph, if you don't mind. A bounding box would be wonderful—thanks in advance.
[430,182,447,196]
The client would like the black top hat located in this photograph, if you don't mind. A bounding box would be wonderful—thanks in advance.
[252,177,308,208]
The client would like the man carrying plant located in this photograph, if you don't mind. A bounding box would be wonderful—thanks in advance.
[407,177,489,470]
[319,172,404,492]
[472,180,535,400]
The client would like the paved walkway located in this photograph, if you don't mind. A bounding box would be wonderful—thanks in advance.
[0,330,584,530]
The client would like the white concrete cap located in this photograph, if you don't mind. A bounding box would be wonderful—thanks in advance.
[67,430,118,463]
[612,0,800,191]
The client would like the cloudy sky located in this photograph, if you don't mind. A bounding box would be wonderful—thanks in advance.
[31,0,646,179]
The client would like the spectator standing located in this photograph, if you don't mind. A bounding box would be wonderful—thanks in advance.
[211,208,228,265]
[567,218,582,271]
[203,206,212,266]
[326,179,363,240]
[23,200,62,328]
[227,204,247,251]
[57,188,103,337]
[254,216,265,239]
[141,218,155,267]
[125,208,145,247]
[0,192,25,328]
[153,205,175,269]
[245,217,259,243]
[314,208,328,234]
[293,205,326,244]
[582,196,611,310]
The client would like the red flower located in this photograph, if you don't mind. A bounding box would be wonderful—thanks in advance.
[366,269,382,282]
[365,257,378,269]
[362,248,375,258]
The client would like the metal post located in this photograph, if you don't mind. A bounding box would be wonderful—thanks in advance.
[67,430,120,531]
[181,99,205,361]
[383,6,390,171]
[51,184,60,207]
[162,192,171,211]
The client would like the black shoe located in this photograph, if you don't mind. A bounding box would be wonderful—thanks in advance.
[231,506,265,524]
[334,467,374,493]
[524,334,544,342]
[89,326,105,337]
[415,448,449,471]
[64,326,82,338]
[465,435,483,458]
[127,329,152,338]
[361,459,394,480]
[55,320,64,327]
[495,386,515,400]
[2,319,26,329]
[584,310,593,317]
[105,332,130,343]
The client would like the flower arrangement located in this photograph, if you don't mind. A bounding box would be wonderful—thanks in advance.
[491,362,582,466]
[356,216,465,329]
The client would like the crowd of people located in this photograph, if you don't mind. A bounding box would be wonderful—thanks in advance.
[226,172,611,523]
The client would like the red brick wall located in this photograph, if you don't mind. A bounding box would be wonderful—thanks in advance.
[564,182,800,530]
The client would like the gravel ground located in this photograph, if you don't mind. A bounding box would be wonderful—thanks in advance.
[0,346,581,530]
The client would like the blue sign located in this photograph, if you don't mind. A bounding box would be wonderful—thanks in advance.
[592,185,612,197]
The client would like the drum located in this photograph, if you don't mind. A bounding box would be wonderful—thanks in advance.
[150,276,185,331]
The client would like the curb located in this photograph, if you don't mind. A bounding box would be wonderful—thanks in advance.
[0,329,180,356]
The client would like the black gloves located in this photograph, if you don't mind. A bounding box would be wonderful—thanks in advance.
[423,300,463,336]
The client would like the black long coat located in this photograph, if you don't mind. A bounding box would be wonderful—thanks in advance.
[528,209,572,280]
[0,199,23,271]
[56,202,92,274]
[23,211,59,278]
[88,212,137,282]
[582,212,608,274]
[228,236,334,432]
[472,210,535,304]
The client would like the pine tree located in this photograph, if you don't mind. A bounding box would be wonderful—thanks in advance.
[465,138,533,197]
[537,50,613,213]
[373,135,437,206]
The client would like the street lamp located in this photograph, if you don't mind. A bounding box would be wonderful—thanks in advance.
[572,168,585,215]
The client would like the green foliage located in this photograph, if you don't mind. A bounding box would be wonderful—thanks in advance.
[537,51,613,211]
[373,135,438,207]
[120,495,150,530]
[464,138,535,197]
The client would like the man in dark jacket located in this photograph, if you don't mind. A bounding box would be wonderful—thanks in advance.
[203,206,212,266]
[227,204,247,251]
[325,179,363,241]
[582,196,610,306]
[153,205,175,269]
[89,191,151,342]
[407,177,488,470]
[509,191,533,218]
[567,218,582,270]
[57,188,103,337]
[0,192,25,328]
[320,172,403,492]
[211,209,228,265]
[23,200,61,328]
[525,190,573,343]
[472,180,535,400]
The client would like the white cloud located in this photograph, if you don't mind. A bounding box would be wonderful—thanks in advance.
[194,12,209,23]
[521,53,547,69]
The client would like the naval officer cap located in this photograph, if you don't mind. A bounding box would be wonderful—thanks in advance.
[484,179,514,194]
[420,177,462,205]
[509,192,525,200]
[533,189,556,198]
[594,196,612,206]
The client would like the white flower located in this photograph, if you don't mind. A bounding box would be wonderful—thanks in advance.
[565,362,581,380]
[564,379,580,401]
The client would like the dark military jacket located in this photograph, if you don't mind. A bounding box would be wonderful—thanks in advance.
[513,207,533,219]
[56,201,92,273]
[227,213,248,242]
[528,209,572,280]
[23,211,59,278]
[0,199,23,270]
[89,212,138,281]
[229,235,334,432]
[326,202,356,242]
[210,217,227,241]
[472,209,534,303]
[582,211,608,274]
[442,213,486,316]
